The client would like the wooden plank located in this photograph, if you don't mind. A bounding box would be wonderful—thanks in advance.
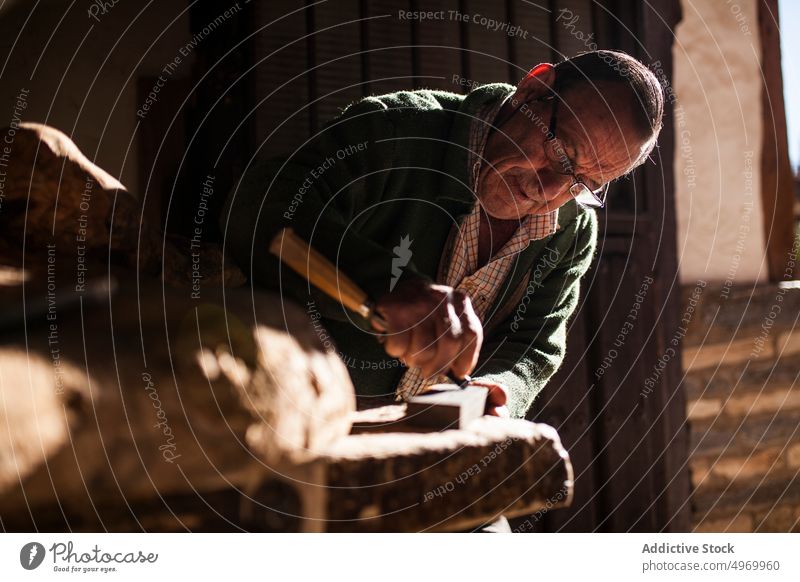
[640,0,688,532]
[416,0,461,91]
[758,0,797,281]
[527,298,600,532]
[252,2,310,158]
[511,0,552,74]
[462,0,509,85]
[365,0,414,95]
[318,410,573,532]
[553,0,594,59]
[315,0,364,123]
[588,247,660,531]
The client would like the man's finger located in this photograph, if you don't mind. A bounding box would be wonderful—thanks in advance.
[383,324,412,359]
[467,379,509,415]
[427,305,463,379]
[486,382,508,407]
[450,296,483,378]
[403,321,438,375]
[486,405,510,418]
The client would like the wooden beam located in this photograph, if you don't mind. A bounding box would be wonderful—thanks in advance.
[759,0,797,281]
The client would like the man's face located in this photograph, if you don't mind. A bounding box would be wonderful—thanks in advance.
[478,80,652,220]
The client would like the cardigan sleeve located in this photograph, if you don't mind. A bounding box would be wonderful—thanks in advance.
[470,207,598,419]
[219,97,433,324]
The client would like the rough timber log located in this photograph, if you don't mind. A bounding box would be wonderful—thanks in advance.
[0,266,356,526]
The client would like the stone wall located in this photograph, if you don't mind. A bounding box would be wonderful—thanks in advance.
[682,283,800,532]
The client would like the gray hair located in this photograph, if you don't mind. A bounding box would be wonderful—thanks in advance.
[554,50,665,163]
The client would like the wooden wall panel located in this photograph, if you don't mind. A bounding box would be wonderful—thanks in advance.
[640,0,689,532]
[587,241,662,531]
[524,0,687,532]
[509,1,552,78]
[463,0,510,85]
[364,0,414,96]
[532,301,599,531]
[416,0,462,91]
[315,1,365,124]
[553,0,594,59]
[252,2,309,158]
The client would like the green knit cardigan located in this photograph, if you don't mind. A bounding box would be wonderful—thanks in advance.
[220,83,597,419]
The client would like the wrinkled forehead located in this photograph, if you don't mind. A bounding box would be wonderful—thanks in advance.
[556,82,651,182]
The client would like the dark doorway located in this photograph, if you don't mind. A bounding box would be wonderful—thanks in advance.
[171,0,688,532]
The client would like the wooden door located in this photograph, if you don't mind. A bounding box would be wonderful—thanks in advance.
[181,0,688,532]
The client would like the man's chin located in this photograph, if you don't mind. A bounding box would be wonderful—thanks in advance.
[484,201,554,221]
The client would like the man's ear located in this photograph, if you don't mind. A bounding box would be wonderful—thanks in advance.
[511,63,556,104]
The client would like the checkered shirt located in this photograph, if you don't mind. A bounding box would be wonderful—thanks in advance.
[395,93,559,400]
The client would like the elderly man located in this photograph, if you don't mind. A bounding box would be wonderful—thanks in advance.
[221,50,664,419]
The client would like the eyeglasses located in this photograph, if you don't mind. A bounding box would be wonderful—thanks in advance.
[538,94,608,208]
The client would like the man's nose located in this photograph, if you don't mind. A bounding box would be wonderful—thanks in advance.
[537,170,571,201]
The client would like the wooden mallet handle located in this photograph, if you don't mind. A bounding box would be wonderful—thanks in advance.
[269,228,387,328]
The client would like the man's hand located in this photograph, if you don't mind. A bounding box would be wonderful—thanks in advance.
[468,379,510,417]
[374,278,482,380]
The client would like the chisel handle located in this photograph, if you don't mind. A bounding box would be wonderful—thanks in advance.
[268,228,387,328]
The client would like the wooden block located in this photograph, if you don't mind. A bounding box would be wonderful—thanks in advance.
[405,386,489,430]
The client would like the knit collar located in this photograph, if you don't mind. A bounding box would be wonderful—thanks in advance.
[437,83,516,207]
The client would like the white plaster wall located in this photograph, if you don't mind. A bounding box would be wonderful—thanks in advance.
[0,0,193,197]
[673,0,768,284]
